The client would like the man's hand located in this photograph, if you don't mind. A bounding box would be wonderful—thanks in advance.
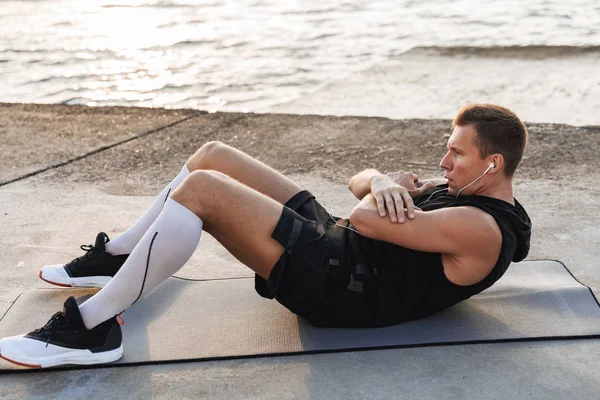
[369,175,422,223]
[386,170,436,198]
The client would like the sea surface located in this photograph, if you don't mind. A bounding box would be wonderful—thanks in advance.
[1,0,599,112]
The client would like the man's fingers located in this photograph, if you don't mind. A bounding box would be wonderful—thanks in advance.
[402,190,415,220]
[375,194,386,217]
[384,193,397,222]
[411,173,419,182]
[393,195,405,223]
[419,182,435,194]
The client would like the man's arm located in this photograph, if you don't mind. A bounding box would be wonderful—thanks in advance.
[349,169,437,200]
[349,194,501,256]
[349,170,437,223]
[416,177,448,187]
[348,169,385,200]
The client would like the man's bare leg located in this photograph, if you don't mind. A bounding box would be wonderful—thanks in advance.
[186,141,303,206]
[79,169,287,329]
[103,141,302,257]
[171,169,289,277]
[40,140,307,289]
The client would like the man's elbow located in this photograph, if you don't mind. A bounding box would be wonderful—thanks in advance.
[349,207,371,236]
[347,175,358,195]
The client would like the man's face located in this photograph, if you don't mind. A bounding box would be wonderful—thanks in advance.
[439,124,487,196]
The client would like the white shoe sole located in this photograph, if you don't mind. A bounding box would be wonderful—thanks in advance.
[0,341,123,368]
[39,268,111,288]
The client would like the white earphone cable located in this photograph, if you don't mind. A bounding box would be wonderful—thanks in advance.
[455,163,494,198]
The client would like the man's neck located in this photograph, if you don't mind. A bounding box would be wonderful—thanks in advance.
[476,181,514,205]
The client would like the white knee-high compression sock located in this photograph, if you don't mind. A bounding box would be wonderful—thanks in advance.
[80,197,203,329]
[105,163,191,256]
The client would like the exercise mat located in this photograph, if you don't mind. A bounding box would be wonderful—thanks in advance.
[1,260,599,371]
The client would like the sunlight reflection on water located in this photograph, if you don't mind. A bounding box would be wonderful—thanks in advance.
[0,0,598,112]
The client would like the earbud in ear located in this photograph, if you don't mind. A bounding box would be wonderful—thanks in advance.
[489,162,495,168]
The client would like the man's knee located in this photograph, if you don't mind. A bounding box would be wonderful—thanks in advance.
[171,170,228,201]
[188,141,233,171]
[171,170,235,222]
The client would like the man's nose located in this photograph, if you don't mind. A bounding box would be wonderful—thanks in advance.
[439,152,451,170]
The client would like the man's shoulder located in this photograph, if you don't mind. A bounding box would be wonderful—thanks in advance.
[429,206,502,247]
[428,204,499,226]
[434,206,503,285]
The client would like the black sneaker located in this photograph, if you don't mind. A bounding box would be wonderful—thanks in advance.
[39,232,129,288]
[0,296,123,368]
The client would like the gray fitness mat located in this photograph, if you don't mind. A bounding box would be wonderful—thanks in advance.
[1,260,600,371]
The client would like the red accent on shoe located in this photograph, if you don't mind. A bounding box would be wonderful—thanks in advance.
[0,353,42,369]
[116,314,124,326]
[38,270,72,288]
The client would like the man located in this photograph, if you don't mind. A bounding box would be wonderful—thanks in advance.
[0,103,531,368]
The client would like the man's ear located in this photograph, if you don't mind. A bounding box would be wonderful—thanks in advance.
[488,154,504,174]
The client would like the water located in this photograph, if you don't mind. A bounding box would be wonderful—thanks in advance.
[1,0,599,112]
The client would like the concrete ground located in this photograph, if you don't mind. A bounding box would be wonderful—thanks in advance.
[1,47,600,399]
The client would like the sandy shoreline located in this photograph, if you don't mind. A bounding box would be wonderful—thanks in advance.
[266,46,600,126]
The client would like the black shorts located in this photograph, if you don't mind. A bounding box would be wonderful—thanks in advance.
[255,190,380,328]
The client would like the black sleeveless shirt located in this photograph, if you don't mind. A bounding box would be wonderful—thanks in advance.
[347,184,532,325]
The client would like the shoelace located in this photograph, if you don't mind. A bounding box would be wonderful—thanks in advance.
[31,311,71,347]
[68,244,100,271]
